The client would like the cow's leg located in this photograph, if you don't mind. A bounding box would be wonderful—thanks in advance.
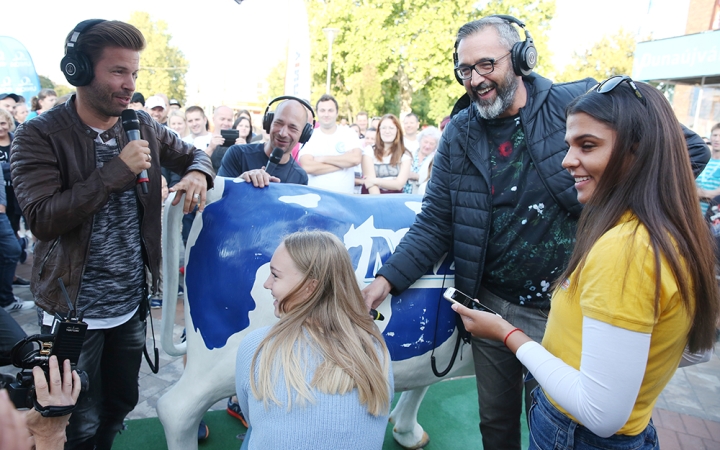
[157,373,208,450]
[389,387,430,449]
[157,364,235,450]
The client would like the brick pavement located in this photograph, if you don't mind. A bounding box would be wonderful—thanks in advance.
[4,253,720,448]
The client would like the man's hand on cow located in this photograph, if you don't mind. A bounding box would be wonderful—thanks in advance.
[170,170,209,214]
[119,140,151,175]
[240,168,280,188]
[362,276,392,311]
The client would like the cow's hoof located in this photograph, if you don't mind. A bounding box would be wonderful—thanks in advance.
[393,430,430,449]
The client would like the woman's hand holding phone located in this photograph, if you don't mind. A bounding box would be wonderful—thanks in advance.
[445,288,532,351]
[451,302,513,341]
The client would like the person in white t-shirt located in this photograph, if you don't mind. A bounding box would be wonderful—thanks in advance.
[356,111,369,136]
[402,113,420,156]
[298,94,362,194]
[182,106,212,150]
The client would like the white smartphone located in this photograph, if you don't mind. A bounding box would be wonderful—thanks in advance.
[443,287,502,317]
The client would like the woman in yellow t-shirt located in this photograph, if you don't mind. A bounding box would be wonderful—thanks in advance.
[453,76,719,449]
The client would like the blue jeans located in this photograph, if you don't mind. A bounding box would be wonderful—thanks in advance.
[471,287,550,450]
[0,213,20,307]
[528,388,659,450]
[43,309,146,450]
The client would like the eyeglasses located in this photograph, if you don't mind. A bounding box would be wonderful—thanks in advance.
[591,75,646,106]
[455,53,511,81]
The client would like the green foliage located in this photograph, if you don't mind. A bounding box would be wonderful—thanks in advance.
[36,76,74,97]
[38,75,54,89]
[128,11,188,103]
[555,28,636,83]
[303,0,556,125]
[263,59,289,101]
[53,85,75,97]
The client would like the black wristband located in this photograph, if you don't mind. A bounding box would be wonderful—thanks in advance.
[33,398,75,417]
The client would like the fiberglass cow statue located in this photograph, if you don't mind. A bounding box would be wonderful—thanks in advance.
[156,178,474,450]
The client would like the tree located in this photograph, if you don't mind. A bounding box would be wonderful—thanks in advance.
[38,75,54,89]
[263,59,288,101]
[305,0,557,125]
[556,29,636,83]
[36,75,74,97]
[128,11,188,103]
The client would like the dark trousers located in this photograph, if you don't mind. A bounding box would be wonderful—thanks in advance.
[44,309,146,450]
[0,307,27,366]
[472,287,550,450]
[0,213,20,307]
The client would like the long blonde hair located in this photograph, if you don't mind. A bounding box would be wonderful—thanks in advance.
[250,231,391,416]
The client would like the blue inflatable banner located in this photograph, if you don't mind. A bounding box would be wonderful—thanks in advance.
[0,36,41,101]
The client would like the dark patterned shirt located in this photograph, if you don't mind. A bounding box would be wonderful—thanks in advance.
[76,141,145,318]
[481,114,576,307]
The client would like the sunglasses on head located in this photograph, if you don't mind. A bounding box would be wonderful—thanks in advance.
[591,75,646,106]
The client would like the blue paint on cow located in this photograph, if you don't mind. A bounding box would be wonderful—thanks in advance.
[186,180,456,361]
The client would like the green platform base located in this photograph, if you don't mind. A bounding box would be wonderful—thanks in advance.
[114,377,528,449]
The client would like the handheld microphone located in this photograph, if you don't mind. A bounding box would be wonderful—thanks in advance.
[264,148,284,176]
[121,109,149,194]
[369,309,385,321]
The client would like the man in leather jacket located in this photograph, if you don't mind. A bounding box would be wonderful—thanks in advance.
[10,20,214,450]
[363,16,709,450]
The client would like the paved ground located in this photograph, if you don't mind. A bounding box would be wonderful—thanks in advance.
[4,253,720,449]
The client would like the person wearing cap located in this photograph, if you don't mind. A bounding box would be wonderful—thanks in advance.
[0,94,21,127]
[145,95,167,126]
[129,92,145,111]
[0,94,19,115]
[169,99,181,111]
[154,93,171,124]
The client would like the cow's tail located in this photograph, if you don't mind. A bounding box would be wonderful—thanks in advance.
[161,191,188,356]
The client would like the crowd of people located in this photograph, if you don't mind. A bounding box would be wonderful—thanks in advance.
[120,91,446,199]
[0,12,718,450]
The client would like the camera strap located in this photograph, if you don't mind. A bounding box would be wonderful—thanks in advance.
[33,398,75,417]
[140,294,160,374]
[430,257,465,378]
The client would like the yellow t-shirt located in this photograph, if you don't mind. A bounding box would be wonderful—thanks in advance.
[542,212,691,436]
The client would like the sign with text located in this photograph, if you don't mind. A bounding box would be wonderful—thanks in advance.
[0,36,40,101]
[632,30,720,81]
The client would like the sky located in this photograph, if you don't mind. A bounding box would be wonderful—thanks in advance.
[1,0,689,107]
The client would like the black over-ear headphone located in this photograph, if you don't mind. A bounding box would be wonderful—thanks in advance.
[262,96,316,145]
[453,14,537,85]
[60,19,107,87]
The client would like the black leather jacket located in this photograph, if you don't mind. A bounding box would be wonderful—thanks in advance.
[10,96,214,315]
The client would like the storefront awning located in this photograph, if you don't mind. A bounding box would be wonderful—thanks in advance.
[632,30,720,86]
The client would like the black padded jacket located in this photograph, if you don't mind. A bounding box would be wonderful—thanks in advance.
[377,73,709,303]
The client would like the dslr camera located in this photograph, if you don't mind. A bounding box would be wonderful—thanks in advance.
[6,279,89,410]
[6,316,89,409]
